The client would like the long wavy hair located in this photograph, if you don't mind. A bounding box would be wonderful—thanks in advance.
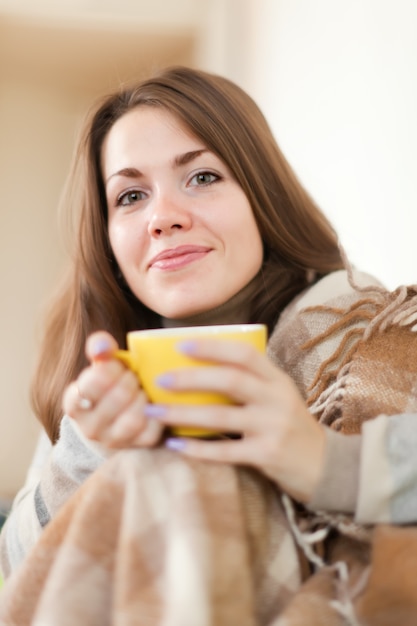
[31,66,343,442]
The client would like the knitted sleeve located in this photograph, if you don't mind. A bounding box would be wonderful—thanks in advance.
[0,416,106,578]
[357,413,417,524]
[308,427,362,514]
[308,413,417,524]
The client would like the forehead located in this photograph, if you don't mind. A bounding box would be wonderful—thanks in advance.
[103,107,201,160]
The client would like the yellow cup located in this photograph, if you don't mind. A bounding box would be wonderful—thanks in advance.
[115,324,267,437]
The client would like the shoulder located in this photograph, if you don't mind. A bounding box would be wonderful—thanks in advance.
[284,268,383,313]
[267,269,384,397]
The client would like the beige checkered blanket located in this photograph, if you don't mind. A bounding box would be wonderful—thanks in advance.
[2,274,417,625]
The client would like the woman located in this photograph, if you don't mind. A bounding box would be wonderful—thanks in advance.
[1,66,417,625]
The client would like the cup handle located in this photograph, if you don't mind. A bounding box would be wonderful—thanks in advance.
[113,349,137,374]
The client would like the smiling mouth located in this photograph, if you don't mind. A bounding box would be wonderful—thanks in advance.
[148,245,212,271]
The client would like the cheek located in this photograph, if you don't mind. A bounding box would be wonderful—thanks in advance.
[252,234,264,267]
[241,218,264,275]
[244,233,263,277]
[235,200,263,264]
[108,219,144,270]
[108,223,124,266]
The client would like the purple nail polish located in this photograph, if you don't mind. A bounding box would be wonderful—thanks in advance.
[91,339,112,358]
[166,438,187,452]
[156,373,175,388]
[177,340,197,354]
[143,404,167,418]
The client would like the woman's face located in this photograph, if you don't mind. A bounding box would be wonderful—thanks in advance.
[102,107,263,319]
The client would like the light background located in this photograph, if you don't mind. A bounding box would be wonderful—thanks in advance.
[1,0,416,496]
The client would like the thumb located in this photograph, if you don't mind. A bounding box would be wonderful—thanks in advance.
[85,331,119,363]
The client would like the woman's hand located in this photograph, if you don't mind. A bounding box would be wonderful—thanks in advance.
[144,338,326,503]
[62,331,164,449]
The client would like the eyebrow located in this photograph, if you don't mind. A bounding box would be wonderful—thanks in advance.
[174,149,208,167]
[105,149,209,185]
[105,167,141,184]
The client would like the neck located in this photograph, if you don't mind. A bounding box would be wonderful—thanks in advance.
[161,274,260,328]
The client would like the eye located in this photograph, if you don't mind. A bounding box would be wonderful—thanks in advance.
[116,189,146,207]
[189,171,220,187]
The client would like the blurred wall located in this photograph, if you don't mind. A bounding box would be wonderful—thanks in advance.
[245,0,417,289]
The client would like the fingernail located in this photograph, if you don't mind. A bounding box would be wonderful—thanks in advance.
[91,338,112,358]
[166,438,187,452]
[143,404,167,418]
[156,373,175,388]
[177,340,197,354]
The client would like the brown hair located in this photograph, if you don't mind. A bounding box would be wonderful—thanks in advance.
[31,66,343,443]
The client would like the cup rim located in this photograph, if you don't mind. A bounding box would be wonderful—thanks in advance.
[127,323,266,338]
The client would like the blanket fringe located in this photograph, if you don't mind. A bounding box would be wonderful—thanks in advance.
[282,494,361,626]
[301,281,417,412]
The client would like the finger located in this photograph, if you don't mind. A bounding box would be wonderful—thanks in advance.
[102,395,162,447]
[85,372,143,438]
[66,369,141,438]
[86,331,119,362]
[156,364,269,405]
[131,417,165,448]
[178,339,275,380]
[65,358,131,414]
[164,434,262,467]
[63,379,100,419]
[144,403,258,435]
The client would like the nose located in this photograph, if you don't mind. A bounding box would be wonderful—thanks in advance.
[147,194,192,237]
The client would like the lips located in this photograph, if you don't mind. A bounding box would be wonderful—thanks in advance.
[148,245,212,270]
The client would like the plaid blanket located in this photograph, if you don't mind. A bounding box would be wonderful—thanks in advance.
[0,451,304,626]
[2,272,417,625]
